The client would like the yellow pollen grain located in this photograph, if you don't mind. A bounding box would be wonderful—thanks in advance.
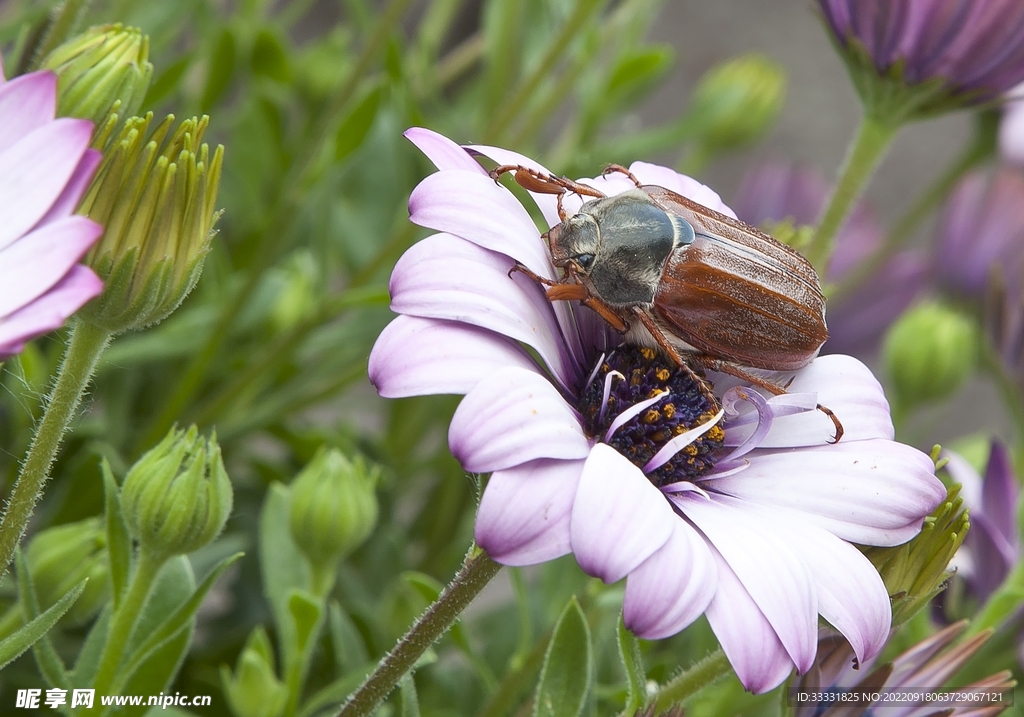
[647,388,661,399]
[655,368,670,381]
[663,403,675,418]
[683,444,698,456]
[640,347,656,360]
[643,409,661,424]
[672,425,685,435]
[708,426,725,442]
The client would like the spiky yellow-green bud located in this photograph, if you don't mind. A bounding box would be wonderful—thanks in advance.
[42,24,152,126]
[688,54,785,153]
[77,114,223,333]
[26,517,109,625]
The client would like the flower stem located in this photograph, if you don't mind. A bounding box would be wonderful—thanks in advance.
[91,547,165,696]
[336,547,501,717]
[828,123,993,302]
[805,113,900,273]
[0,321,111,575]
[651,648,732,712]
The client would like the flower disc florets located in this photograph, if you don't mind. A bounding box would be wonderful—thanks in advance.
[579,346,724,485]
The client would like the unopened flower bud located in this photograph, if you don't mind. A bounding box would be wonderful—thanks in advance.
[77,113,224,333]
[26,517,109,624]
[882,302,978,412]
[220,627,287,717]
[121,426,233,559]
[289,449,379,570]
[41,24,153,127]
[688,54,785,153]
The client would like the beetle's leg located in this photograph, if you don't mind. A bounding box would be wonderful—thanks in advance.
[490,165,607,200]
[602,164,642,188]
[508,261,557,286]
[693,357,845,444]
[629,307,718,407]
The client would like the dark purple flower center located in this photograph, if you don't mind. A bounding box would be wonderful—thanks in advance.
[578,346,724,486]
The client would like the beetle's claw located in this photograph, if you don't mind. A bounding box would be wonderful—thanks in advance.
[817,403,844,444]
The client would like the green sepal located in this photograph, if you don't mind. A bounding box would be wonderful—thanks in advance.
[329,600,368,675]
[533,596,592,717]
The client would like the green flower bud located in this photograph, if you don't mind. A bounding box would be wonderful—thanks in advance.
[882,302,979,413]
[26,517,109,624]
[41,24,153,126]
[77,113,224,333]
[688,53,785,153]
[289,449,379,570]
[864,485,968,626]
[220,627,287,717]
[121,426,233,559]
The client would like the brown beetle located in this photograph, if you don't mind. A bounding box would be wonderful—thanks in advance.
[490,163,843,442]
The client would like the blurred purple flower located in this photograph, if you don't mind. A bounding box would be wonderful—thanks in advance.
[935,168,1024,301]
[793,622,1013,716]
[819,0,1024,110]
[998,82,1024,165]
[733,162,927,357]
[944,442,1020,605]
[369,128,946,693]
[0,65,103,357]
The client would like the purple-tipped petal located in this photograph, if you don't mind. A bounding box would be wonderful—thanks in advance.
[704,545,796,694]
[368,315,539,397]
[677,494,817,673]
[741,501,890,664]
[0,118,93,251]
[623,519,717,639]
[406,127,487,175]
[981,441,1018,544]
[710,439,944,546]
[0,71,57,155]
[570,444,676,583]
[389,233,576,388]
[475,458,585,565]
[0,266,102,356]
[0,216,103,317]
[466,144,562,228]
[409,170,556,279]
[33,148,102,229]
[724,355,894,447]
[449,366,589,473]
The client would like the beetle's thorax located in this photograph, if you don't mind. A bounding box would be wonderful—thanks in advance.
[551,189,691,307]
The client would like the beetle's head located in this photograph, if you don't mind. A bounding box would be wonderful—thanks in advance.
[547,213,600,274]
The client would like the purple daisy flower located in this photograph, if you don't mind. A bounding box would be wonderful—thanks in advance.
[0,62,103,357]
[819,0,1024,111]
[369,128,945,693]
[733,161,927,357]
[935,168,1024,301]
[943,442,1020,605]
[793,622,1014,716]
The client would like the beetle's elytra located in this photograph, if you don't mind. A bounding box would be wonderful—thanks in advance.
[490,163,843,443]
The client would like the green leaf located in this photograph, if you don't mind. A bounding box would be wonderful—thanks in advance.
[334,83,384,162]
[605,45,674,106]
[103,459,131,608]
[296,661,374,717]
[399,673,421,717]
[15,549,70,692]
[252,28,291,83]
[71,606,111,687]
[259,483,311,644]
[286,588,323,657]
[329,600,368,674]
[201,28,236,112]
[143,54,191,108]
[617,614,646,713]
[532,596,592,717]
[0,579,86,671]
[116,553,244,692]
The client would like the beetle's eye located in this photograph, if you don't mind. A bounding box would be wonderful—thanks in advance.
[575,253,595,270]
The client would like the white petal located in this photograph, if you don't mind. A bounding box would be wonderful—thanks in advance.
[570,443,676,583]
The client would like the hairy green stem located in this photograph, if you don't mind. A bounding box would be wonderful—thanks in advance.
[829,130,992,302]
[806,113,900,273]
[652,648,732,712]
[336,547,501,717]
[0,321,111,575]
[91,547,165,696]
